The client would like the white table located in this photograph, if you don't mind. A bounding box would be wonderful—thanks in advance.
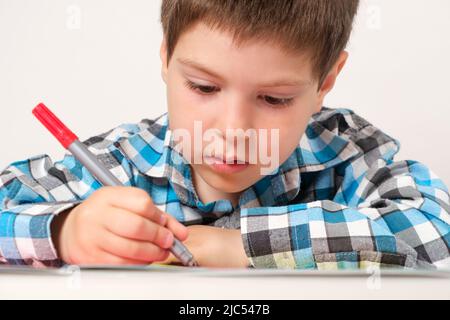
[1,267,449,299]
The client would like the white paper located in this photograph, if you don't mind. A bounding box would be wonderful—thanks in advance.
[2,264,450,278]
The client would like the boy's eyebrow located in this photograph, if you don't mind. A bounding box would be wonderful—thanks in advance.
[177,57,312,87]
[178,58,224,80]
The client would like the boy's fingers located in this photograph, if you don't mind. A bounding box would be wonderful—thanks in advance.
[96,250,150,266]
[97,186,165,225]
[105,208,175,249]
[99,231,170,262]
[163,213,189,241]
[156,252,178,265]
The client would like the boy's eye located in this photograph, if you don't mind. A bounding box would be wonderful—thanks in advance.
[184,80,219,94]
[185,80,294,108]
[262,95,294,107]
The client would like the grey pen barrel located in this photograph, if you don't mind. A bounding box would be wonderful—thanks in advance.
[69,140,124,187]
[68,140,197,267]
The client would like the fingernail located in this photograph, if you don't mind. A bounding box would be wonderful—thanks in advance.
[164,232,174,248]
[159,214,167,225]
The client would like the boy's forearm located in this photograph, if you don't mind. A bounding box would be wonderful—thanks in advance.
[160,225,250,268]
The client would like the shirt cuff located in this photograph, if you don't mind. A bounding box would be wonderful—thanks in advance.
[0,201,81,268]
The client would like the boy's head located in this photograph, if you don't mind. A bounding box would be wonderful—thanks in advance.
[159,0,359,204]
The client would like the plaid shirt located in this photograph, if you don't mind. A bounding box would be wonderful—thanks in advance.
[0,107,449,269]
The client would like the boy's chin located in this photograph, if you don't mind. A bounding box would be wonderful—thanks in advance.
[195,165,257,194]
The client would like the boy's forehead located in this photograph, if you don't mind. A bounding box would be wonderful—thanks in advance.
[174,23,314,81]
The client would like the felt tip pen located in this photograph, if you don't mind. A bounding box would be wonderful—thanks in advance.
[32,103,198,267]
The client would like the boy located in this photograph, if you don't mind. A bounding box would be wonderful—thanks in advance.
[0,0,449,270]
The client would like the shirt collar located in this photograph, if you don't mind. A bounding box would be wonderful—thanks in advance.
[115,110,385,211]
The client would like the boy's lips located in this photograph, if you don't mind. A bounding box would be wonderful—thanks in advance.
[203,155,250,174]
[203,155,249,164]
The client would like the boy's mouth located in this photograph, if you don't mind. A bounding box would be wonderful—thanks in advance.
[203,156,250,174]
[204,154,249,164]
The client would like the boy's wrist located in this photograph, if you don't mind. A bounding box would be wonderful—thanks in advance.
[50,207,74,263]
[225,228,251,268]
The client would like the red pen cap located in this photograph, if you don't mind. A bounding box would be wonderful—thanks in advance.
[32,103,78,149]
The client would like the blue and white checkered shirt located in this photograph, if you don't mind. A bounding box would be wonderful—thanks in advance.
[1,107,449,269]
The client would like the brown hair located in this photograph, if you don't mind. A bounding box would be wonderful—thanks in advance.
[161,0,359,88]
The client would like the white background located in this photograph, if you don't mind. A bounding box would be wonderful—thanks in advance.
[0,0,449,185]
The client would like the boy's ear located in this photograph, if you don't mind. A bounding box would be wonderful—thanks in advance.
[160,38,168,84]
[315,50,349,111]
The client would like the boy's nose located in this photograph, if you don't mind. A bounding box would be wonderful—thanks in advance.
[220,96,254,132]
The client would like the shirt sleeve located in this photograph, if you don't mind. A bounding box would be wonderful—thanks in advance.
[0,123,138,267]
[240,159,450,270]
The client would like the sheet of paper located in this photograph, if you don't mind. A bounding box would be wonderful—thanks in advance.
[2,264,450,278]
[73,264,450,278]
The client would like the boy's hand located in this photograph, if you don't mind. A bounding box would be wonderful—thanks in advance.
[159,225,249,268]
[51,186,189,265]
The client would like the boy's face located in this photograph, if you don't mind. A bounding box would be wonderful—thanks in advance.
[161,22,346,201]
